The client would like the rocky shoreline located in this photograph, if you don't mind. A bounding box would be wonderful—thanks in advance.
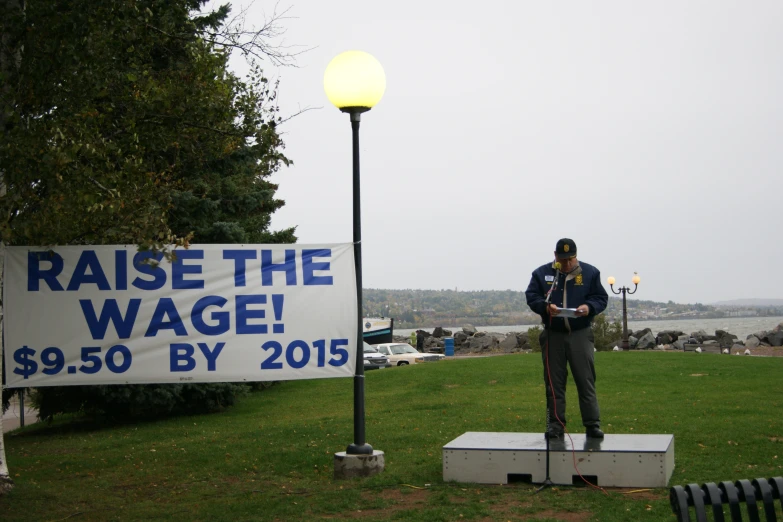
[394,322,783,356]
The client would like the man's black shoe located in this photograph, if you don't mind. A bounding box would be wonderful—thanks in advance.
[586,426,604,439]
[545,430,564,440]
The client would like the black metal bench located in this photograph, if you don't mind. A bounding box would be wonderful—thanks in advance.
[670,477,783,521]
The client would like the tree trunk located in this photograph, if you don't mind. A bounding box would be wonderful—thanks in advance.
[0,0,24,494]
[0,249,13,495]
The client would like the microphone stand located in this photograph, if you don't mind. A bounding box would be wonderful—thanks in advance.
[536,265,560,494]
[535,405,555,494]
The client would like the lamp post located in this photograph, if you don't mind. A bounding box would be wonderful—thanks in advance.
[324,51,386,457]
[608,274,640,350]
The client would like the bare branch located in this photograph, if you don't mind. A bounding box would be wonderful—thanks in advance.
[195,1,315,67]
[278,105,321,126]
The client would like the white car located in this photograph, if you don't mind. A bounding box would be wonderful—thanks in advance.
[363,342,391,370]
[373,343,444,366]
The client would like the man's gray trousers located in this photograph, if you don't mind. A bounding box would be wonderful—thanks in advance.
[540,327,600,432]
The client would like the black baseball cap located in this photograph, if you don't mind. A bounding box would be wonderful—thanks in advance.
[555,238,577,259]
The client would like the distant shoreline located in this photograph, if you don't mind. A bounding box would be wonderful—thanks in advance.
[395,313,778,330]
[396,315,783,340]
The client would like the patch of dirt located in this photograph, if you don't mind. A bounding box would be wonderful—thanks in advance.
[616,488,666,501]
[322,487,428,518]
[518,509,591,521]
[740,346,783,357]
[479,499,535,520]
[377,488,429,503]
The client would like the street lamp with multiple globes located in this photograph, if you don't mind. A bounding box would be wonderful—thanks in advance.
[324,51,386,456]
[608,274,641,350]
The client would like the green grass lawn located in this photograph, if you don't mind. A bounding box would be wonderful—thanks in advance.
[2,351,782,521]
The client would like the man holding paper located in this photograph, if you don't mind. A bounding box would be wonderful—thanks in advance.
[525,238,609,440]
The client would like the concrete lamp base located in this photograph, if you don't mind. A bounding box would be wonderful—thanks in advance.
[334,450,385,479]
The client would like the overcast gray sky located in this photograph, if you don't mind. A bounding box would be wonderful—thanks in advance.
[220,0,782,304]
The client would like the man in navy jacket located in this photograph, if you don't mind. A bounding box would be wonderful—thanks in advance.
[525,238,609,439]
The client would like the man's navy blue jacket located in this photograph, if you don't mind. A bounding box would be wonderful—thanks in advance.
[525,261,609,332]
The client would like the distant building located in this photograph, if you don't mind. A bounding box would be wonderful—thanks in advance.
[725,309,758,317]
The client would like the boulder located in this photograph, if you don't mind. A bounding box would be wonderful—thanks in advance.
[463,324,477,335]
[636,332,656,350]
[766,331,783,347]
[424,336,443,350]
[691,330,708,343]
[633,328,652,338]
[469,335,497,352]
[516,332,530,347]
[443,329,453,337]
[454,331,469,345]
[673,339,687,350]
[628,335,639,349]
[657,332,673,345]
[499,333,518,351]
[718,335,736,349]
[432,327,444,338]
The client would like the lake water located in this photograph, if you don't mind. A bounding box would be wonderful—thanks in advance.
[396,316,783,340]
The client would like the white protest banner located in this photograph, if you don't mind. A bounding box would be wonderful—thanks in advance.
[3,244,357,387]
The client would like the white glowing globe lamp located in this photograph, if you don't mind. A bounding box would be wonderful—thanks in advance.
[607,276,616,285]
[324,51,386,110]
[632,275,641,285]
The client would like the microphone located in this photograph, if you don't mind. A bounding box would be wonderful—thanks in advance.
[545,262,562,304]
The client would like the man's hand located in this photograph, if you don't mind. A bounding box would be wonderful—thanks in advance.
[575,304,590,316]
[548,304,560,316]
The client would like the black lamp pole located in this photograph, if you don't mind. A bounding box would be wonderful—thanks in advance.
[610,282,638,350]
[344,106,373,455]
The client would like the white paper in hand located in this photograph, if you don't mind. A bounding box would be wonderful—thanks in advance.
[556,307,580,318]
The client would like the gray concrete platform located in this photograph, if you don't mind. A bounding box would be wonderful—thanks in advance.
[443,432,674,488]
